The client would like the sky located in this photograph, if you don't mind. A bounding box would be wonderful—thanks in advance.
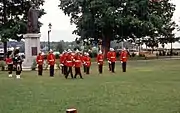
[39,0,180,42]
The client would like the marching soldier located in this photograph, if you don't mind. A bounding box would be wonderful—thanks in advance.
[65,49,74,79]
[36,51,44,76]
[120,48,128,72]
[107,49,111,71]
[96,50,104,74]
[109,48,116,73]
[63,50,68,76]
[59,51,65,74]
[82,52,87,73]
[74,50,83,79]
[6,48,14,77]
[47,49,55,77]
[13,47,23,79]
[84,53,91,74]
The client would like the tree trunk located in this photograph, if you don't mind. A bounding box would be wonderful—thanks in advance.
[102,37,110,59]
[3,41,7,60]
[170,42,173,56]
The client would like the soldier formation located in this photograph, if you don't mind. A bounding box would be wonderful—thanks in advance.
[5,47,128,79]
[36,47,128,79]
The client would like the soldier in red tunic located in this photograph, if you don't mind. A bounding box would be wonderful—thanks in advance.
[65,50,74,79]
[84,53,91,74]
[109,48,116,73]
[82,52,87,73]
[107,49,112,71]
[60,51,65,75]
[120,48,128,72]
[96,50,104,74]
[36,51,44,76]
[6,48,14,77]
[74,50,83,79]
[47,49,55,77]
[63,50,68,76]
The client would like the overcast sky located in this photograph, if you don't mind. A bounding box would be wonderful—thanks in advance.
[39,0,180,42]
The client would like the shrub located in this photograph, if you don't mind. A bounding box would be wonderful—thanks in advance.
[31,59,37,71]
[43,60,49,70]
[56,61,60,70]
[0,60,6,71]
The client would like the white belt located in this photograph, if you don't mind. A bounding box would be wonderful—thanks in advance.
[38,60,42,61]
[49,60,54,61]
[75,60,81,62]
[99,60,103,61]
[111,57,115,58]
[123,57,126,58]
[67,61,72,62]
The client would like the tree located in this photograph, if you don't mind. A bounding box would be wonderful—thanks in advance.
[56,41,64,53]
[59,0,176,55]
[0,0,45,58]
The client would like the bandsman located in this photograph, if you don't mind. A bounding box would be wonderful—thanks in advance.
[107,49,112,71]
[47,49,55,77]
[59,51,65,74]
[63,50,68,76]
[120,48,128,72]
[84,53,91,74]
[96,50,104,74]
[73,50,83,79]
[36,51,44,76]
[65,49,74,79]
[6,47,14,77]
[82,52,87,73]
[13,47,23,79]
[109,48,116,73]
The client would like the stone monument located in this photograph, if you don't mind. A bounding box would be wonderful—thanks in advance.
[22,3,41,70]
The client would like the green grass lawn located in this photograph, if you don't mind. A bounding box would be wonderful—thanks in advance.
[0,59,180,113]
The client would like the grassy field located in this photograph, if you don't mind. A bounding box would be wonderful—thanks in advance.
[0,59,180,113]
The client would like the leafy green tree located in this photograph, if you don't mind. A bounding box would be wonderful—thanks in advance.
[59,0,177,55]
[0,0,45,58]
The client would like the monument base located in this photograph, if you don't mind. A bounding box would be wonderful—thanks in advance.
[22,33,41,70]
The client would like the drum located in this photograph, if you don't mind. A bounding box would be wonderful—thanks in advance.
[17,64,21,71]
[66,108,77,113]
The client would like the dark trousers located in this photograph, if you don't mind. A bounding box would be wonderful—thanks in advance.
[98,64,103,74]
[122,62,127,72]
[74,67,83,79]
[16,64,22,75]
[50,65,54,77]
[61,66,64,74]
[111,62,115,73]
[8,64,13,74]
[65,67,73,78]
[38,65,43,75]
[64,65,67,75]
[109,63,111,71]
[86,66,90,74]
[83,65,86,73]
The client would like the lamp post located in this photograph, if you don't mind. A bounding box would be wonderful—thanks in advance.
[48,23,52,51]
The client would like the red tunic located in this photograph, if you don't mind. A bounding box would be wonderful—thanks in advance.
[84,56,91,67]
[47,53,55,66]
[109,51,116,62]
[97,54,104,65]
[6,58,13,65]
[107,51,111,61]
[66,53,74,67]
[74,54,82,67]
[64,53,68,66]
[120,51,128,62]
[36,55,44,65]
[59,54,64,64]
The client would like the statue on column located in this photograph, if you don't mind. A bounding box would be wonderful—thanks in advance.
[27,3,40,33]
